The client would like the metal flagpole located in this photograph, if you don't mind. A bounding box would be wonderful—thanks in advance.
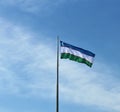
[56,36,59,112]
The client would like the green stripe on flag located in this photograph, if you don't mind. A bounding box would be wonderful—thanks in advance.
[61,53,93,67]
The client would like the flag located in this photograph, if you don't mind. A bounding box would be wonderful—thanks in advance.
[60,41,95,67]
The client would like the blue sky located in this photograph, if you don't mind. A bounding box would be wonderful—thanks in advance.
[0,0,120,112]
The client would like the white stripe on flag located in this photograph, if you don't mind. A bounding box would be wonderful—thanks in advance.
[61,46,94,63]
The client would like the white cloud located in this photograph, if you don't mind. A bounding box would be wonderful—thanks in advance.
[0,17,56,96]
[0,17,120,112]
[59,61,120,111]
[0,0,76,14]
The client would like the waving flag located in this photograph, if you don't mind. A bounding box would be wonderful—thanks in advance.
[60,41,95,67]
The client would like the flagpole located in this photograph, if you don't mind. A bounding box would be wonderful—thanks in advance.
[56,36,59,112]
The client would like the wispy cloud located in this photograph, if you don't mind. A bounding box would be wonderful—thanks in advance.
[0,0,76,14]
[0,17,56,96]
[0,17,120,112]
[59,60,120,111]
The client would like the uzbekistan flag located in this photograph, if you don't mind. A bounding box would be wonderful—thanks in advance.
[60,41,95,67]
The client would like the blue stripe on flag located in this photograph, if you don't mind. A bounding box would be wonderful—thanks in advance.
[60,41,95,57]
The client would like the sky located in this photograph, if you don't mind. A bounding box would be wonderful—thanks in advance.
[0,0,120,112]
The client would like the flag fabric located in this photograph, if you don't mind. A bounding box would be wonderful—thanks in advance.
[60,41,95,67]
